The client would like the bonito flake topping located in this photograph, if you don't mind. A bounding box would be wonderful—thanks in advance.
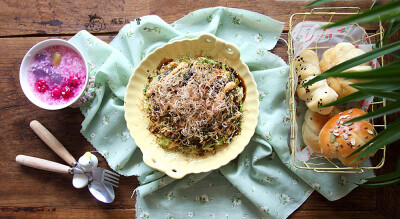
[144,56,245,156]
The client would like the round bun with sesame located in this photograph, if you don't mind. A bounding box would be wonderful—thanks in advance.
[319,108,376,166]
[295,49,338,115]
[302,106,341,153]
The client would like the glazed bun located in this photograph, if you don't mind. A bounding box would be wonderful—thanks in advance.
[319,108,376,166]
[295,49,338,115]
[320,43,372,99]
[302,106,341,153]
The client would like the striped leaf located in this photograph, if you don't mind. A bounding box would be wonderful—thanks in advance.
[303,0,334,8]
[359,178,400,188]
[322,1,400,29]
[303,41,400,87]
[317,91,370,108]
[351,79,400,90]
[354,88,400,101]
[366,156,400,182]
[306,64,400,80]
[347,118,400,160]
[345,100,400,124]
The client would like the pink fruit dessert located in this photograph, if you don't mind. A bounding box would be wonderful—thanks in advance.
[28,45,86,105]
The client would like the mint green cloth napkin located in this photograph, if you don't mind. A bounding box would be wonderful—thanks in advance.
[69,7,374,219]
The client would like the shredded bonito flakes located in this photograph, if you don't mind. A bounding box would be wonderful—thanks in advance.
[144,57,245,156]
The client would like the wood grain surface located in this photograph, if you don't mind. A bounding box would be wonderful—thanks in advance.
[1,0,399,218]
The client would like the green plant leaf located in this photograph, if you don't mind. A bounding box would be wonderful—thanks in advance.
[363,156,400,186]
[366,157,400,182]
[353,117,400,153]
[351,79,400,90]
[390,51,400,59]
[358,178,400,188]
[303,0,334,8]
[384,19,400,45]
[353,133,400,164]
[366,171,400,182]
[303,41,400,87]
[322,1,400,29]
[306,64,400,80]
[385,58,400,67]
[345,100,400,124]
[383,20,394,45]
[347,117,400,159]
[354,128,400,160]
[355,87,400,101]
[370,0,378,9]
[377,19,400,47]
[317,91,370,108]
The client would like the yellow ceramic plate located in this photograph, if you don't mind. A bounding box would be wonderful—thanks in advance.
[124,33,259,179]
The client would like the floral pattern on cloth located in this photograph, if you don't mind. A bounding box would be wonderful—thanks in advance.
[69,7,374,219]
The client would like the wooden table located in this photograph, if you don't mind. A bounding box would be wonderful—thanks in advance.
[1,0,399,218]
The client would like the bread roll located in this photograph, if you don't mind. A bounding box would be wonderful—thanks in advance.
[319,108,376,166]
[320,43,372,99]
[326,65,371,99]
[294,50,320,71]
[295,50,338,115]
[302,106,341,153]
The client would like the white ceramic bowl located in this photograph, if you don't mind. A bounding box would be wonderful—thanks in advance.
[124,33,260,179]
[20,39,88,110]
